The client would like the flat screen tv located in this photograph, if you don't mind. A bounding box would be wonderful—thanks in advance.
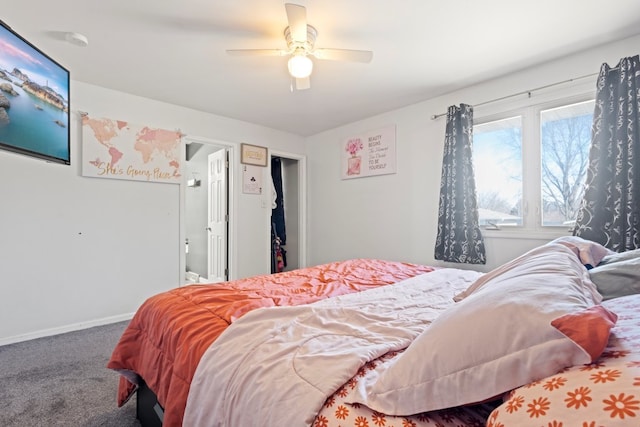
[0,20,70,165]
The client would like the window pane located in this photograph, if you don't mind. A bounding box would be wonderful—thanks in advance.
[473,116,523,227]
[540,101,594,226]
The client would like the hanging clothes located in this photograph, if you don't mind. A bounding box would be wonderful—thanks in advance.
[271,157,287,273]
[271,157,287,245]
[271,222,287,273]
[270,176,278,209]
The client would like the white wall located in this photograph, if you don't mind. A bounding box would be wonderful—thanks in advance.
[3,35,638,345]
[306,34,640,272]
[0,81,304,344]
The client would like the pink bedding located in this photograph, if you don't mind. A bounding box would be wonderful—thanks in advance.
[108,241,640,427]
[183,268,486,426]
[180,240,637,427]
[107,258,434,426]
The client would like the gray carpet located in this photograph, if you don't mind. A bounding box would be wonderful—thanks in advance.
[0,321,140,426]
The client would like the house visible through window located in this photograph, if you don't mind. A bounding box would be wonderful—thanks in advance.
[473,99,594,230]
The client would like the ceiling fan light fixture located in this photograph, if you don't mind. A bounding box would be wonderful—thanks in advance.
[226,4,372,90]
[287,54,313,79]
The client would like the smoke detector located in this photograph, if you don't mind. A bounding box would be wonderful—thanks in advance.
[65,32,88,47]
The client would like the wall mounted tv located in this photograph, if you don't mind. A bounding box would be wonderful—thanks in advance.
[0,20,70,165]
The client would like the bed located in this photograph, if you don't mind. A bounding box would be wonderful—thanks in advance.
[108,238,640,426]
[107,258,437,426]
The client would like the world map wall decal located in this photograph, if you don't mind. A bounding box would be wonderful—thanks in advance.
[81,115,182,184]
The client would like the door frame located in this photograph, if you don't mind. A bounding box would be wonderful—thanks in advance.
[268,150,307,270]
[180,136,237,284]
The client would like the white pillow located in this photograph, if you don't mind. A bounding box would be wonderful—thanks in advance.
[549,235,613,268]
[347,243,616,415]
[453,237,607,302]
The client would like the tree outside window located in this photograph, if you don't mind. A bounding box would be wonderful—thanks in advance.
[473,99,594,230]
[540,100,594,226]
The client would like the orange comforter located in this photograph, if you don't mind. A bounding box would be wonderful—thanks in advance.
[107,258,434,426]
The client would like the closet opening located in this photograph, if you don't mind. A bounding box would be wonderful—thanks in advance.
[269,152,306,273]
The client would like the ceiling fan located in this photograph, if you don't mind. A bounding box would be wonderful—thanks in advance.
[226,3,373,90]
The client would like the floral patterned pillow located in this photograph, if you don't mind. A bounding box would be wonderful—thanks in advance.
[488,294,640,427]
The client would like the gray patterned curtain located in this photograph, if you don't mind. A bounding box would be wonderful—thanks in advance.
[434,104,486,264]
[573,55,640,251]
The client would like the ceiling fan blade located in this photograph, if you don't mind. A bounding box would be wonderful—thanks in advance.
[285,3,307,42]
[295,76,311,90]
[226,49,287,57]
[313,48,373,63]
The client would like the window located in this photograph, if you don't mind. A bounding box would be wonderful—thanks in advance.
[539,101,594,226]
[473,116,523,227]
[473,99,594,231]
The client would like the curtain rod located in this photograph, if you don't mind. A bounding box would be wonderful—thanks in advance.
[430,71,599,120]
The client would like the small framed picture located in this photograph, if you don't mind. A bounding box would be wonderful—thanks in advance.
[242,164,263,194]
[240,143,268,167]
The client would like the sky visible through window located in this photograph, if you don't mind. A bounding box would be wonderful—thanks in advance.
[539,101,594,226]
[472,100,594,228]
[473,116,523,226]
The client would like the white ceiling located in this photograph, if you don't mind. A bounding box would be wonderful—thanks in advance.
[4,1,640,136]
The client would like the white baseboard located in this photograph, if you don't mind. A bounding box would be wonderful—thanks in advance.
[0,313,135,347]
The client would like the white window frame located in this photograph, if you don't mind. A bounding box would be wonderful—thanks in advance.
[473,92,595,240]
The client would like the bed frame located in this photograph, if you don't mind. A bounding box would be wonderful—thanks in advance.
[137,380,163,427]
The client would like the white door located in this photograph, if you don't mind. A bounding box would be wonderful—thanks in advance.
[207,149,228,282]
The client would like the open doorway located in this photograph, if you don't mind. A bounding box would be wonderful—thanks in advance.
[270,151,307,273]
[182,138,234,284]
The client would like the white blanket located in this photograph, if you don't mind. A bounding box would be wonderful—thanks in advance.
[183,268,482,427]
